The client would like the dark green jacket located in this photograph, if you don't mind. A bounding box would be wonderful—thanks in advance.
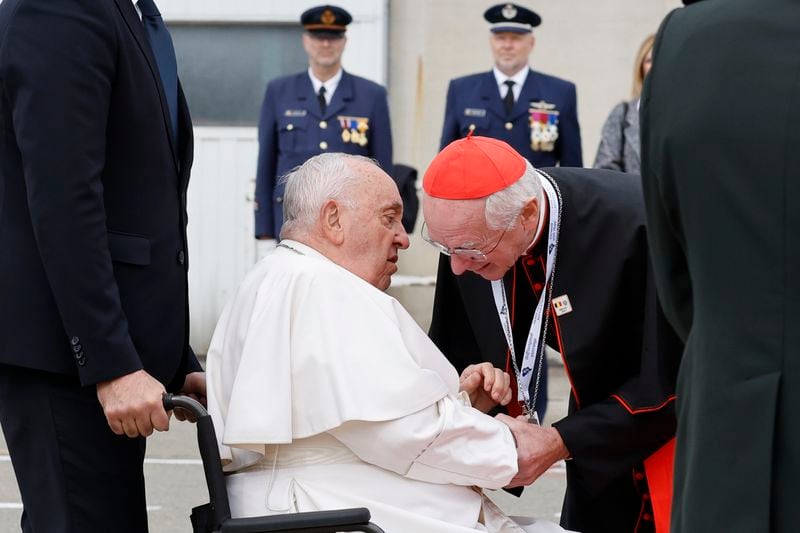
[641,0,800,531]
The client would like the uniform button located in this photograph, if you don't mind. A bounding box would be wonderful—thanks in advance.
[70,336,80,346]
[286,124,294,131]
[177,251,185,265]
[634,472,645,481]
[319,141,328,150]
[275,196,283,204]
[505,121,513,130]
[642,513,652,521]
[468,124,476,132]
[319,120,327,129]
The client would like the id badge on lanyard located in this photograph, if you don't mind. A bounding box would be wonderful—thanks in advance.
[491,171,561,424]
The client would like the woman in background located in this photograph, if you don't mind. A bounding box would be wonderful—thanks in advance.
[593,34,655,174]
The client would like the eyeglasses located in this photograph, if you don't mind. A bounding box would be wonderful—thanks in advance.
[421,220,512,262]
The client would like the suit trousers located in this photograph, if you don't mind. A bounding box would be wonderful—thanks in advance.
[0,364,148,532]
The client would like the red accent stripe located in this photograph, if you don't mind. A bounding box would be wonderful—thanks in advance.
[611,394,677,415]
[304,24,347,30]
[550,306,580,409]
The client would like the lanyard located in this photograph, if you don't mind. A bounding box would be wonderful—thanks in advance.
[491,171,561,424]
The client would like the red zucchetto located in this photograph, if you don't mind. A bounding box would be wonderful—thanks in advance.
[423,135,526,199]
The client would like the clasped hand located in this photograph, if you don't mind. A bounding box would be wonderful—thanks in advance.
[496,414,570,488]
[458,362,512,413]
[97,369,206,438]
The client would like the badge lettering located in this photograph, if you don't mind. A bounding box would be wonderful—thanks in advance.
[464,108,487,118]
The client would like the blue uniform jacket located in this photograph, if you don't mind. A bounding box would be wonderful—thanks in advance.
[254,70,393,237]
[440,69,582,168]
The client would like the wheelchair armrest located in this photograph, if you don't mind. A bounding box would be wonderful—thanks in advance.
[219,507,378,532]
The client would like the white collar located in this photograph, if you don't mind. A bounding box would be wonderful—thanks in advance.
[492,66,529,90]
[308,68,343,101]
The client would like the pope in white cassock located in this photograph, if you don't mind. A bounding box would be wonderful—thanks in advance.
[206,153,572,532]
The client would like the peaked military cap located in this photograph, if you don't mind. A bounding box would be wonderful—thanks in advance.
[301,5,353,34]
[484,3,542,33]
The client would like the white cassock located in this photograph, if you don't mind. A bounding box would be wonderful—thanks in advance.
[206,240,572,533]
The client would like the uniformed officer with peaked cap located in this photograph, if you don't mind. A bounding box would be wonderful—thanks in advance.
[254,4,394,243]
[440,3,582,171]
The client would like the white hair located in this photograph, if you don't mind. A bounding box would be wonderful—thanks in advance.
[484,161,543,230]
[280,153,375,238]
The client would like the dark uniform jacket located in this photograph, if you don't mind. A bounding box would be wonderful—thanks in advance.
[641,0,800,531]
[440,69,582,168]
[0,0,200,388]
[429,167,681,533]
[254,70,393,238]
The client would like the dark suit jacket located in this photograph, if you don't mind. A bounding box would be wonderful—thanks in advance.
[641,0,800,531]
[440,69,583,168]
[254,70,394,238]
[0,0,200,389]
[429,167,681,532]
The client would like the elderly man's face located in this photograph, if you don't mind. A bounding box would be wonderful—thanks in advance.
[422,195,537,281]
[490,31,535,76]
[340,162,410,290]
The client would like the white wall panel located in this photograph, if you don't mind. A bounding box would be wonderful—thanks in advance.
[187,127,258,353]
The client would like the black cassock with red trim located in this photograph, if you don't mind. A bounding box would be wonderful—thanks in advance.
[429,166,682,533]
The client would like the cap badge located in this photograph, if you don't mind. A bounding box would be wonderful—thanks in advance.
[502,4,518,19]
[321,9,336,25]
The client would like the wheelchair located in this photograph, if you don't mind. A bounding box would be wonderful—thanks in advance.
[163,394,384,533]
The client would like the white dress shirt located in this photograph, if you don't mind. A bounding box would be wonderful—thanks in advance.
[493,65,529,102]
[308,68,342,105]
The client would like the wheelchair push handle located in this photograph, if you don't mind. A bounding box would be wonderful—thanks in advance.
[163,393,208,419]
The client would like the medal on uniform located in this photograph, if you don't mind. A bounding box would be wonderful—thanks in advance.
[338,116,370,147]
[491,171,562,424]
[529,101,559,152]
[357,118,369,146]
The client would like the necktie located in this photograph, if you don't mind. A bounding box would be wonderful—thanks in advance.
[503,80,516,116]
[318,86,327,115]
[138,0,179,147]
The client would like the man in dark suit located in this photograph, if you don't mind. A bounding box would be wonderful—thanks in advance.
[422,136,680,532]
[640,0,800,531]
[254,4,394,247]
[0,0,205,530]
[440,3,582,169]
